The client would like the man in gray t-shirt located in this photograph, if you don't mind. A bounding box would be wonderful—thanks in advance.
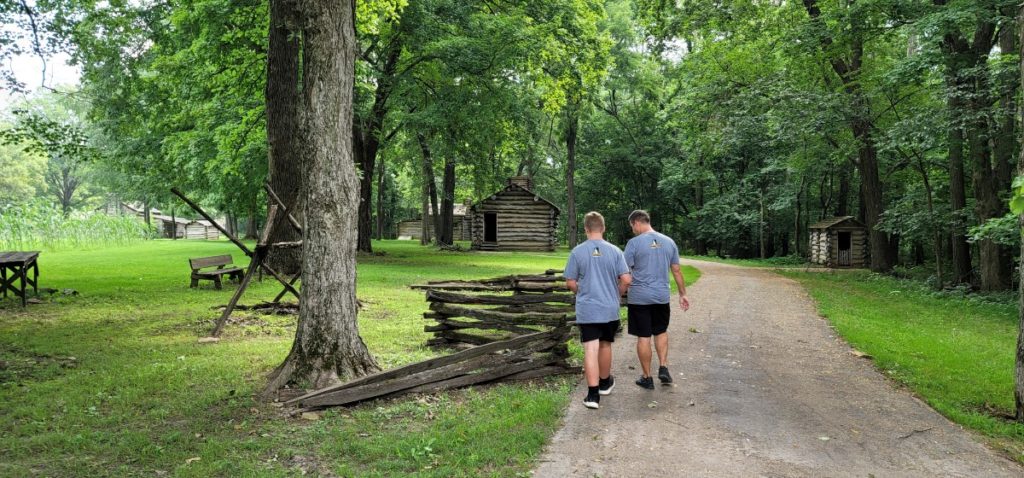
[564,212,631,409]
[623,209,689,389]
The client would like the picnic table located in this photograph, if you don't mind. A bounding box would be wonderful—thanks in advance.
[0,251,41,307]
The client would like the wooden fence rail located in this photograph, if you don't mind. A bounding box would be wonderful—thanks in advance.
[287,270,578,410]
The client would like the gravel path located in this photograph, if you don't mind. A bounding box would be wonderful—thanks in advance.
[533,259,1023,477]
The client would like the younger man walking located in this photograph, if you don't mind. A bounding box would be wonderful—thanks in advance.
[624,210,689,389]
[564,212,632,409]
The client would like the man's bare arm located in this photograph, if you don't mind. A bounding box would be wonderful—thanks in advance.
[618,273,632,296]
[671,264,690,311]
[567,279,578,294]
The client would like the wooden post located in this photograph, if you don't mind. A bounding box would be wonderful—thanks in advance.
[209,206,279,337]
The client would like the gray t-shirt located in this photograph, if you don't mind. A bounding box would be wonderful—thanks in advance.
[624,231,680,305]
[564,239,629,324]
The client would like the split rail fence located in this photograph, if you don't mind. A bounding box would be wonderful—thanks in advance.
[288,270,579,409]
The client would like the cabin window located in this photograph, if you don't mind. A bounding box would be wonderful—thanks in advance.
[484,213,497,242]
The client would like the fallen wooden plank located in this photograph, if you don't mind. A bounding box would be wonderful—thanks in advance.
[504,363,579,381]
[426,290,574,305]
[400,355,563,396]
[429,302,567,324]
[299,336,562,408]
[285,328,566,405]
[426,317,536,335]
[436,330,505,345]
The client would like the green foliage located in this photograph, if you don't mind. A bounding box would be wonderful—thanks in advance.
[0,200,151,251]
[969,212,1020,247]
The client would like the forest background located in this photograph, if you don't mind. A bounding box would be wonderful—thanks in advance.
[2,0,1022,294]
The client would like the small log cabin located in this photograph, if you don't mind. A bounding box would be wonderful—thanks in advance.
[396,203,472,241]
[809,216,867,268]
[470,177,560,252]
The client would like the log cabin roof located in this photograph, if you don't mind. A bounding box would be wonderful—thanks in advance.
[150,214,191,225]
[472,182,561,213]
[809,216,866,230]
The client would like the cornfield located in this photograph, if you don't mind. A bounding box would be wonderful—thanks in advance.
[0,201,153,251]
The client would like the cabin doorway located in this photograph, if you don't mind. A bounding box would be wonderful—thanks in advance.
[837,231,851,266]
[484,213,497,243]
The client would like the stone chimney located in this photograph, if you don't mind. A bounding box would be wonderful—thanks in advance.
[508,176,533,191]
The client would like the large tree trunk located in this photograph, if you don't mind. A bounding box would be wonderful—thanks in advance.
[417,134,440,242]
[376,159,385,240]
[1016,3,1024,423]
[965,39,1008,291]
[851,113,896,271]
[246,195,259,240]
[994,23,1017,193]
[565,111,578,248]
[437,154,456,247]
[694,176,707,255]
[836,161,851,217]
[947,77,973,285]
[264,0,378,395]
[355,37,403,253]
[265,0,303,274]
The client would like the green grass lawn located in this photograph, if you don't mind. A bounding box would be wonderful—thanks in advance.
[0,239,699,477]
[781,270,1024,462]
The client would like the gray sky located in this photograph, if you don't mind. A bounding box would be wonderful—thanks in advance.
[2,50,81,109]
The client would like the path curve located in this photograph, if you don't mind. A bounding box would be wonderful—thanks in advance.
[534,259,1022,477]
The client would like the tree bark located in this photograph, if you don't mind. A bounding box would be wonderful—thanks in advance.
[265,0,303,274]
[565,110,578,248]
[694,176,707,255]
[836,161,851,217]
[965,34,1008,291]
[417,134,439,242]
[264,0,378,395]
[1015,3,1024,423]
[376,158,385,240]
[437,153,456,247]
[355,35,403,253]
[946,75,973,286]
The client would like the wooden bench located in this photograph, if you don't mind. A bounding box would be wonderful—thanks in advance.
[189,255,244,289]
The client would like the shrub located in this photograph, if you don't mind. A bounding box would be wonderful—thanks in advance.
[0,200,152,251]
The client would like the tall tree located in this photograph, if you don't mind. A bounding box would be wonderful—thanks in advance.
[265,0,378,393]
[802,0,897,272]
[265,0,303,274]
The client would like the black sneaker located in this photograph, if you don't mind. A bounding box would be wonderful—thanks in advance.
[635,375,655,390]
[583,390,600,409]
[658,366,673,384]
[599,376,615,396]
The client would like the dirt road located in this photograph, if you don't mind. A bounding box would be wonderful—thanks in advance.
[533,260,1022,477]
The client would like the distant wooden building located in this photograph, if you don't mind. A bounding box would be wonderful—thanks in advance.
[470,177,560,252]
[151,214,190,239]
[397,203,472,241]
[185,220,222,240]
[809,216,867,268]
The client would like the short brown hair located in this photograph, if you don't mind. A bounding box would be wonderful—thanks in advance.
[628,209,651,224]
[583,211,605,232]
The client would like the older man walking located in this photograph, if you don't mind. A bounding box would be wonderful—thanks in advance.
[624,210,689,389]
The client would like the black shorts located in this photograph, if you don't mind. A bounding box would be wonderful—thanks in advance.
[627,303,670,337]
[579,320,620,343]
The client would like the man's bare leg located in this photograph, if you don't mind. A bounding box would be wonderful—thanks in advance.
[599,341,613,379]
[636,336,653,377]
[654,332,669,367]
[583,339,600,387]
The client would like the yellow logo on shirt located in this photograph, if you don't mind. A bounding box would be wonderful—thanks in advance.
[650,239,661,249]
[591,247,602,257]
